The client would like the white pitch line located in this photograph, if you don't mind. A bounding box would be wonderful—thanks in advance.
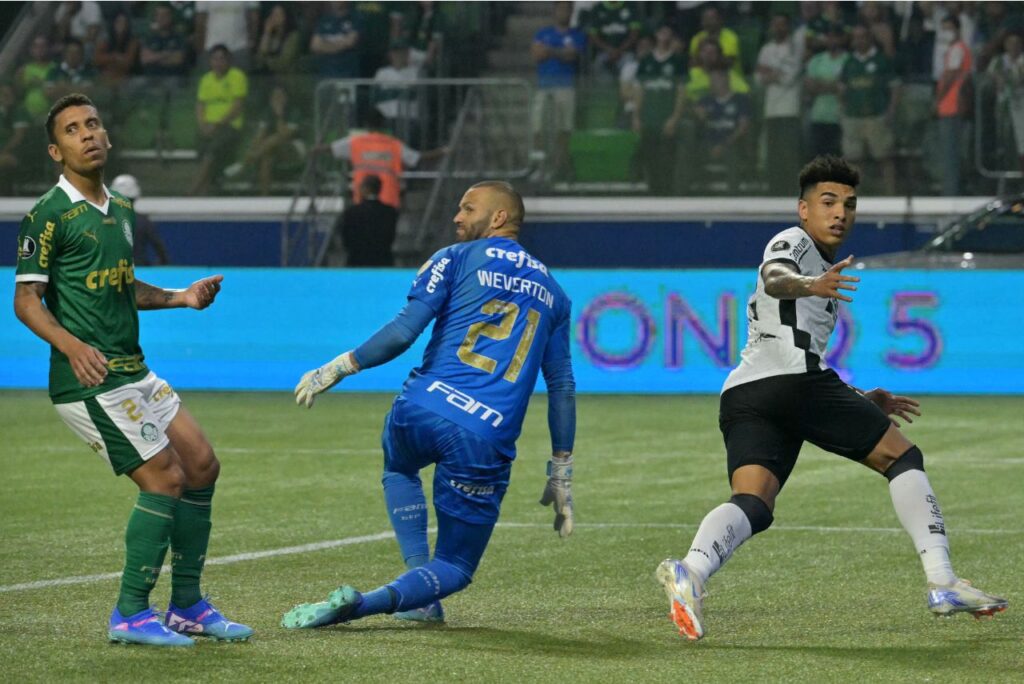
[2,522,1020,594]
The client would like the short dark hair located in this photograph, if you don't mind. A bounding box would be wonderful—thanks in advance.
[470,180,525,226]
[209,43,231,59]
[798,155,860,197]
[360,173,382,196]
[46,92,96,144]
[943,15,961,30]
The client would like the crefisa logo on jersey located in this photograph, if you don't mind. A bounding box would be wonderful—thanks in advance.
[122,220,133,247]
[18,235,37,260]
[425,257,451,294]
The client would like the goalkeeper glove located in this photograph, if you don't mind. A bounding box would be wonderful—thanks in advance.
[294,351,358,408]
[539,453,574,539]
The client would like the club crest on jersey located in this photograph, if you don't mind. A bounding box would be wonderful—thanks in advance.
[770,240,791,252]
[18,235,37,260]
[122,220,133,247]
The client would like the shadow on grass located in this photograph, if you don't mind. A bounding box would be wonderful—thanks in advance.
[308,623,665,660]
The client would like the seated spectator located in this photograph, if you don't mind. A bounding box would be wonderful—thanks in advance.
[94,12,139,86]
[587,0,642,84]
[44,39,97,102]
[632,22,686,196]
[191,44,249,195]
[311,1,363,79]
[253,3,301,76]
[374,40,423,144]
[195,1,259,71]
[332,173,399,267]
[16,35,56,122]
[805,26,849,157]
[224,83,304,195]
[755,13,802,194]
[695,68,752,187]
[686,38,749,102]
[0,81,31,192]
[688,5,741,75]
[400,1,445,74]
[140,2,189,78]
[531,1,585,181]
[839,25,900,194]
[54,1,103,59]
[110,174,171,266]
[987,32,1024,174]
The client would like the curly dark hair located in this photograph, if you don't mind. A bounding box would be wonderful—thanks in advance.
[798,155,860,198]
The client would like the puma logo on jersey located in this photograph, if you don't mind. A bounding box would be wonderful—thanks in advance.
[83,230,98,243]
[25,210,37,223]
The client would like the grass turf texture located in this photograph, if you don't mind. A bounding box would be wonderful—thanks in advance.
[1,391,1021,682]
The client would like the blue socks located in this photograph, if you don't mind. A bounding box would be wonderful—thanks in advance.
[382,471,430,567]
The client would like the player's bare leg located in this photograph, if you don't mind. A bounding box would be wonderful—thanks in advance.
[863,424,1007,618]
[160,406,254,641]
[657,465,778,640]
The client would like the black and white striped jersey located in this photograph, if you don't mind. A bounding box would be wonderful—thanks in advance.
[722,226,839,393]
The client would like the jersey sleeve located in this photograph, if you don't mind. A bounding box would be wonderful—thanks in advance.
[15,206,60,284]
[761,230,813,272]
[406,246,457,313]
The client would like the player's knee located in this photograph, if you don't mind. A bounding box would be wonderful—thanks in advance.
[730,493,774,535]
[882,445,924,482]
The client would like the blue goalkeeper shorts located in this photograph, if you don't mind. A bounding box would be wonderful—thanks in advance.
[381,397,512,525]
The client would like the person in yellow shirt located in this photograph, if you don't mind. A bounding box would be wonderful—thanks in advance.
[191,44,248,195]
[686,39,749,103]
[688,6,741,75]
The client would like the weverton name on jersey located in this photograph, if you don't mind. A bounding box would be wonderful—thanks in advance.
[477,271,555,308]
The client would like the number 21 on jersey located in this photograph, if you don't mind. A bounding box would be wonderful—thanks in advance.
[458,298,540,383]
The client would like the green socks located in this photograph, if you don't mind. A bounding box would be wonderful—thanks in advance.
[117,492,178,616]
[170,485,215,609]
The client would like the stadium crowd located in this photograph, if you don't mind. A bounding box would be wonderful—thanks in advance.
[1,1,1023,197]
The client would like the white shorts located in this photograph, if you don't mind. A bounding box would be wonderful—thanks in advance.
[54,372,181,475]
[532,88,576,133]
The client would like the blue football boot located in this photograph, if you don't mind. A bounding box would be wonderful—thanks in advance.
[165,597,254,641]
[108,606,194,647]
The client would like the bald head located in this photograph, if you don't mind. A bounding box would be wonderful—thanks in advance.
[454,180,526,242]
[469,180,525,227]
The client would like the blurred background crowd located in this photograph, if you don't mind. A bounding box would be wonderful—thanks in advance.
[0,0,1022,202]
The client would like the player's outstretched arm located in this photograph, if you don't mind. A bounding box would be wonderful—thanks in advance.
[14,282,108,387]
[762,255,859,302]
[863,387,921,427]
[294,299,436,408]
[135,275,223,310]
[539,324,576,539]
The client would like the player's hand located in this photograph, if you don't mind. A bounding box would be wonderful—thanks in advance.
[865,388,921,427]
[294,351,358,408]
[539,453,574,539]
[183,275,223,310]
[810,255,859,302]
[66,339,108,388]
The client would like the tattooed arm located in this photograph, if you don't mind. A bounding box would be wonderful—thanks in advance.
[135,275,223,310]
[14,281,108,386]
[762,255,859,302]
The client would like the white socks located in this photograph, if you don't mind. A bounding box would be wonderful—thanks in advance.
[888,470,956,586]
[683,502,753,585]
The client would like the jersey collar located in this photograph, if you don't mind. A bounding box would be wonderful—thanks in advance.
[58,174,111,215]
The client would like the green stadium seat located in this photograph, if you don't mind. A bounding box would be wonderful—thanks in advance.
[569,129,638,182]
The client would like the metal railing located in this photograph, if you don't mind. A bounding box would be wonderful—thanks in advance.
[975,71,1024,194]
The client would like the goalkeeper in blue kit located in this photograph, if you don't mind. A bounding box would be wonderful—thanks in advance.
[282,181,576,626]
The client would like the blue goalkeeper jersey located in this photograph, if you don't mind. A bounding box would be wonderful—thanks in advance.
[400,237,572,457]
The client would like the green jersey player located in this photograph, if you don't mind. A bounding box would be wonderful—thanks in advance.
[13,94,253,647]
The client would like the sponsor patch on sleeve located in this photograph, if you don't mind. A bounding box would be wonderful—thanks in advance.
[770,240,791,252]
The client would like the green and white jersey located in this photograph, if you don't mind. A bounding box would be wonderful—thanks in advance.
[636,51,686,128]
[16,175,147,403]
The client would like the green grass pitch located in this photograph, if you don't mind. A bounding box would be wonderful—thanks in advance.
[1,391,1021,682]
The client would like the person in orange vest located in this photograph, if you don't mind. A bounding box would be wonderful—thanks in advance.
[935,15,972,196]
[324,108,445,209]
